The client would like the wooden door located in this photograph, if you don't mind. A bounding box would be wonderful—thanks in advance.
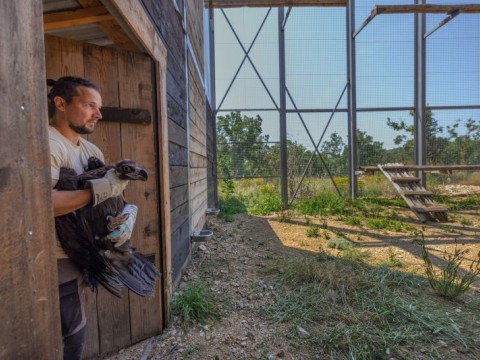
[44,36,163,358]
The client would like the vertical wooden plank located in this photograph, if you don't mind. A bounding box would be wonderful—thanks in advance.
[83,43,122,160]
[83,43,132,356]
[1,2,62,359]
[156,59,172,324]
[118,50,163,342]
[44,35,85,80]
[188,56,208,233]
[83,44,124,356]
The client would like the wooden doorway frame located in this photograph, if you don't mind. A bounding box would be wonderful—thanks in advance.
[106,0,172,322]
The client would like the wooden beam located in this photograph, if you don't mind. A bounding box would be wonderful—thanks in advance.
[1,1,62,357]
[99,107,151,124]
[205,0,347,8]
[359,164,480,174]
[76,0,140,52]
[373,4,480,15]
[43,6,112,31]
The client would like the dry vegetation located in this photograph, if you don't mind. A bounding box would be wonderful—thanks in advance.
[106,183,480,359]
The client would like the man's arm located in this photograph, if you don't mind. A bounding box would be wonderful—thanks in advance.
[52,179,92,217]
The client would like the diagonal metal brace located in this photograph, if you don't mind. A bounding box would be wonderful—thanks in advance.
[216,9,272,113]
[221,9,280,111]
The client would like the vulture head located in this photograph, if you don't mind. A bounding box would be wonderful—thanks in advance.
[114,159,148,181]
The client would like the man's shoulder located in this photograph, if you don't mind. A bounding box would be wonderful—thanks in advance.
[78,137,102,153]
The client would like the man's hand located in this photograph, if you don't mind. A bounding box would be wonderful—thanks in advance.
[86,169,129,206]
[105,204,138,247]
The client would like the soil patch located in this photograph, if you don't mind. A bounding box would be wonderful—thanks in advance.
[105,203,480,359]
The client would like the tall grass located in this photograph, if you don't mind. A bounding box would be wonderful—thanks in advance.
[265,257,477,359]
[171,281,221,326]
[421,238,480,300]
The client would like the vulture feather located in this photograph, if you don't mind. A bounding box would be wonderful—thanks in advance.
[55,157,161,298]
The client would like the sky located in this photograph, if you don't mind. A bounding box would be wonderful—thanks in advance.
[213,1,480,151]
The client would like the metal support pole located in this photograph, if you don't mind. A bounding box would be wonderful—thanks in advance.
[414,0,426,186]
[278,7,288,208]
[347,0,358,199]
[209,8,218,206]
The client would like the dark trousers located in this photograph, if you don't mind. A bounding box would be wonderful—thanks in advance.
[58,260,87,360]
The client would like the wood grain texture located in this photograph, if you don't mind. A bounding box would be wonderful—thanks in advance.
[118,50,162,343]
[187,0,204,76]
[45,35,166,357]
[204,0,347,8]
[1,2,62,358]
[374,4,480,15]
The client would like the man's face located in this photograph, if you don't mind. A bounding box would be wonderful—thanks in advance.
[63,86,103,134]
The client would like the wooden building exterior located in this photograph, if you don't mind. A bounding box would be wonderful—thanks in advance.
[1,0,214,358]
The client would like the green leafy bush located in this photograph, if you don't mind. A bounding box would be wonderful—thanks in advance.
[327,237,352,251]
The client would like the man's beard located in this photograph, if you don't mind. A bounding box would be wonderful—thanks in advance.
[69,123,94,134]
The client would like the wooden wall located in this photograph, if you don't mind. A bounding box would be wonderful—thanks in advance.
[44,35,163,359]
[187,0,208,233]
[141,0,209,283]
[140,0,189,282]
[0,2,62,358]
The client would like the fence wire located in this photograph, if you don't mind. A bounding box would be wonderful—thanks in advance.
[214,5,480,200]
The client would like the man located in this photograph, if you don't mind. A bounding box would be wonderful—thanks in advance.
[48,76,130,360]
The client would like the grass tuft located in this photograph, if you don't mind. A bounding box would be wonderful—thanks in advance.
[421,238,480,300]
[171,281,221,326]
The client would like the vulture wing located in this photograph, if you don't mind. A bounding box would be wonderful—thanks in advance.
[54,157,160,298]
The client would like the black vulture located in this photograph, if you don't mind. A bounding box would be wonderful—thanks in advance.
[54,157,161,298]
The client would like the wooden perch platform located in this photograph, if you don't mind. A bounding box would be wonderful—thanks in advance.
[204,0,347,8]
[372,4,480,15]
[358,164,480,175]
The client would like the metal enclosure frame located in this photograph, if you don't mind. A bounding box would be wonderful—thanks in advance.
[210,2,480,204]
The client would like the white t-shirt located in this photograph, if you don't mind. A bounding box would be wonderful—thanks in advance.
[49,126,104,181]
[49,126,104,259]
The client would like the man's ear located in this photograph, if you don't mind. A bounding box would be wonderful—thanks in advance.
[53,96,66,112]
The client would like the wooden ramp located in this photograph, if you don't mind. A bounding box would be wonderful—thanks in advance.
[378,164,448,222]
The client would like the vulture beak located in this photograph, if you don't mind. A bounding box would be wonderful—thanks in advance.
[115,160,149,181]
[127,166,148,181]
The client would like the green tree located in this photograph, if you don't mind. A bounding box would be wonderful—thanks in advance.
[217,112,269,178]
[356,130,387,167]
[386,109,448,164]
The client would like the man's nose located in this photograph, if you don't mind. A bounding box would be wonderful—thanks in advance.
[95,108,102,119]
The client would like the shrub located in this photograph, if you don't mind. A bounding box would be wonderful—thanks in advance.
[248,192,283,215]
[421,238,480,300]
[327,237,352,251]
[295,192,349,216]
[218,196,247,221]
[306,225,319,237]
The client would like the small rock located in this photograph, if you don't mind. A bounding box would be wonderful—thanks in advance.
[244,331,254,339]
[268,353,276,360]
[198,244,208,252]
[297,326,310,338]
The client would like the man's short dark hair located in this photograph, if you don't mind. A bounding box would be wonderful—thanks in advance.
[47,76,99,118]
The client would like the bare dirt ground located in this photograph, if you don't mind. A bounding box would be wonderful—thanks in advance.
[105,186,480,360]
